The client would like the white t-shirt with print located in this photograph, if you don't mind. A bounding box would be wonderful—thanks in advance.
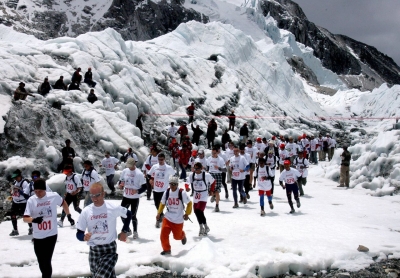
[293,157,309,178]
[279,168,301,185]
[187,172,215,203]
[101,157,119,176]
[12,179,30,203]
[161,189,191,224]
[229,155,248,180]
[245,146,258,163]
[148,164,176,192]
[207,156,225,174]
[77,202,128,246]
[82,169,102,192]
[24,192,63,239]
[254,166,274,191]
[120,168,146,198]
[65,174,83,194]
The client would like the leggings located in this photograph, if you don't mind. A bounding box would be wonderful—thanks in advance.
[120,197,140,232]
[285,183,299,209]
[34,234,57,278]
[61,193,82,221]
[221,172,228,194]
[106,175,115,191]
[153,191,164,218]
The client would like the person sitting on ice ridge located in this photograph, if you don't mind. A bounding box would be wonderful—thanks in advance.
[87,89,98,104]
[14,82,35,101]
[84,67,96,88]
[53,76,67,90]
[38,77,52,96]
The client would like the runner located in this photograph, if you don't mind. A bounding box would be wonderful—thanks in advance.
[216,145,229,199]
[76,183,132,278]
[279,160,302,213]
[157,176,192,255]
[57,165,82,227]
[99,151,119,196]
[207,147,226,212]
[292,152,309,196]
[167,122,178,145]
[245,140,258,188]
[148,153,176,228]
[144,148,160,200]
[265,150,278,194]
[9,169,31,236]
[81,160,102,207]
[168,138,180,177]
[285,137,298,164]
[240,144,252,200]
[119,158,147,238]
[229,146,249,208]
[28,170,52,196]
[225,142,235,184]
[185,162,215,235]
[177,143,191,182]
[121,148,138,163]
[255,137,266,154]
[23,179,72,278]
[278,144,289,173]
[254,158,274,215]
[309,135,318,165]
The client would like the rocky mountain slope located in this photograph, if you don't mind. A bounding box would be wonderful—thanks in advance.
[259,0,400,91]
[0,0,208,41]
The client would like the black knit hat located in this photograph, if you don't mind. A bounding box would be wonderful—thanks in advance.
[34,179,46,190]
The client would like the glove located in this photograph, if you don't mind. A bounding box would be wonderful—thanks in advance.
[67,214,75,226]
[32,216,43,224]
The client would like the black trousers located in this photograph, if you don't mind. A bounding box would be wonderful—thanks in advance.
[153,191,164,217]
[61,193,81,221]
[221,172,228,194]
[10,202,27,230]
[146,177,152,199]
[120,197,140,232]
[34,234,57,278]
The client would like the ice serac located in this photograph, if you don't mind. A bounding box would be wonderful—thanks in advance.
[0,0,209,41]
[259,0,400,91]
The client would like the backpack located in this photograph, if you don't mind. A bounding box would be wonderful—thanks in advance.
[256,165,271,179]
[294,157,306,167]
[81,167,96,184]
[66,174,78,189]
[191,171,208,192]
[165,188,185,211]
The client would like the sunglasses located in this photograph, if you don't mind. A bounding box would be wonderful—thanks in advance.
[169,183,178,186]
[194,168,202,170]
[89,193,102,198]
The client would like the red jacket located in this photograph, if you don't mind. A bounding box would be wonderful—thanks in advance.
[177,125,188,137]
[168,143,180,159]
[178,148,191,165]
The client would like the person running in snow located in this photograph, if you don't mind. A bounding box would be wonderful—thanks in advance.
[99,151,119,196]
[228,110,236,131]
[9,169,32,236]
[216,145,229,199]
[245,140,258,189]
[309,135,318,165]
[254,158,274,215]
[168,139,180,177]
[278,143,289,173]
[265,150,278,194]
[53,76,67,90]
[58,139,76,173]
[285,137,298,164]
[119,158,147,238]
[225,142,235,184]
[23,179,73,278]
[240,144,252,200]
[84,67,96,88]
[186,102,195,123]
[206,119,218,149]
[255,137,266,154]
[230,146,249,208]
[177,143,191,182]
[28,170,52,197]
[177,123,189,144]
[167,122,178,145]
[87,88,98,104]
[185,162,215,236]
[207,146,226,212]
[188,150,198,171]
[292,151,309,196]
[279,160,302,213]
[338,146,351,188]
[81,160,102,207]
[148,153,176,228]
[157,176,192,255]
[121,147,138,163]
[191,123,203,146]
[57,165,81,227]
[76,183,132,278]
[144,147,160,200]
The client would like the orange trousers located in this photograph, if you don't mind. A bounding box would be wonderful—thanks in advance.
[160,218,185,252]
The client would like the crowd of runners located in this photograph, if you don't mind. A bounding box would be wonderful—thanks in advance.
[7,121,348,277]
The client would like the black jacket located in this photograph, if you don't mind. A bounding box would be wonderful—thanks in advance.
[240,125,249,136]
[341,151,351,166]
[87,93,98,104]
[54,79,67,90]
[191,124,203,141]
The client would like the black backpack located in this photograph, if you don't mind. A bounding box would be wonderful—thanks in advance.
[256,165,271,179]
[81,167,96,183]
[191,171,208,192]
[165,188,185,210]
[294,157,306,166]
[66,174,79,189]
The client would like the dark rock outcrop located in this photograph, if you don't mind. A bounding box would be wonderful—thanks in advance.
[259,0,400,90]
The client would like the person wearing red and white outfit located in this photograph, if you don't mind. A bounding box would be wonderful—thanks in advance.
[58,164,82,227]
[254,158,274,216]
[119,158,146,238]
[185,162,215,236]
[157,176,192,255]
[99,151,119,196]
[300,134,310,158]
[148,153,176,228]
[309,135,319,165]
[278,144,289,173]
[279,160,302,213]
[255,137,266,154]
[285,137,298,164]
[24,179,73,278]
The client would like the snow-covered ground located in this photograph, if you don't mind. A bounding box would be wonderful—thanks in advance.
[1,163,400,278]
